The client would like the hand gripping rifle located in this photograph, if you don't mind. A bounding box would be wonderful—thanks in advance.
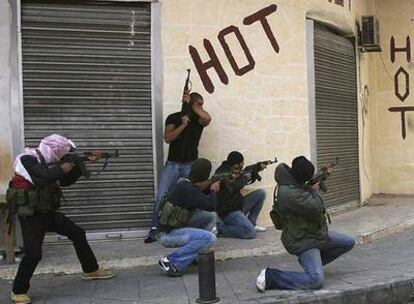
[243,158,278,184]
[181,69,193,115]
[304,157,339,192]
[195,172,234,193]
[61,150,120,179]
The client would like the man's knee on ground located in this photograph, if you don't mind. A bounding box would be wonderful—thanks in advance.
[347,236,356,251]
[308,272,324,290]
[240,227,256,239]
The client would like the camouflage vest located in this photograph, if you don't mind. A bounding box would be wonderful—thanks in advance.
[158,185,194,229]
[6,186,62,217]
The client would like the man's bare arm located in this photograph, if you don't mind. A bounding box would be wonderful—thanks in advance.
[164,116,190,143]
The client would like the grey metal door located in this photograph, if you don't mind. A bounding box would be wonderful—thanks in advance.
[21,0,154,237]
[313,23,360,209]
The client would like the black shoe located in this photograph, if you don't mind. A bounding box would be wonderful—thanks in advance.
[144,229,159,244]
[144,235,157,244]
[158,257,183,277]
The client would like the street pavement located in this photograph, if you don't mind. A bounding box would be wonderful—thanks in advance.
[2,226,414,304]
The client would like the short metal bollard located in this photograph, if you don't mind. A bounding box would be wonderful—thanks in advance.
[196,249,220,304]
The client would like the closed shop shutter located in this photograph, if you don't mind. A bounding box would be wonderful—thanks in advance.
[313,23,360,208]
[21,0,154,237]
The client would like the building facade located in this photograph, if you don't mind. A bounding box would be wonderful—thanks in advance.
[0,0,413,242]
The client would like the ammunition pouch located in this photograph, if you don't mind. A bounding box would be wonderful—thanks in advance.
[158,196,194,229]
[6,187,62,217]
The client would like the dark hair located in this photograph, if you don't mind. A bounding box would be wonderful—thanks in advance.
[227,151,244,166]
[190,92,203,103]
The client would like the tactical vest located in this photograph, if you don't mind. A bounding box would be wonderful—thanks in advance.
[158,195,194,229]
[6,186,62,217]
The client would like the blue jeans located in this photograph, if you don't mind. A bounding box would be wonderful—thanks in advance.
[217,211,256,239]
[243,189,266,226]
[265,231,355,290]
[149,161,191,230]
[188,210,216,232]
[217,189,266,239]
[160,228,216,272]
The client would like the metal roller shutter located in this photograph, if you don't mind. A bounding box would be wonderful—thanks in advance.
[313,23,360,209]
[21,0,154,237]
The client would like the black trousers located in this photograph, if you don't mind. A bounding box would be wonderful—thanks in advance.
[13,212,99,294]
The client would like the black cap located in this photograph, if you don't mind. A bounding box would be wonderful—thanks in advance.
[290,156,315,184]
[189,158,212,183]
[227,151,244,166]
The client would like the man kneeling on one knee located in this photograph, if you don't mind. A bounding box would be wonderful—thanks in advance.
[256,156,355,291]
[215,151,267,239]
[158,158,220,277]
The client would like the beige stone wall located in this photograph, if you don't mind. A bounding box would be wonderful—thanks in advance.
[160,0,373,225]
[368,0,414,194]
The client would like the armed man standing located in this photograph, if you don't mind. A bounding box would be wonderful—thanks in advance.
[215,151,267,239]
[6,134,114,304]
[157,158,220,277]
[256,156,354,292]
[145,91,212,243]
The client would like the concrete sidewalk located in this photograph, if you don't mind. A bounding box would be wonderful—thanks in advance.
[2,224,414,304]
[1,194,414,279]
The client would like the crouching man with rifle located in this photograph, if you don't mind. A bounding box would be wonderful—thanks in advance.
[157,158,220,277]
[256,156,354,292]
[215,151,276,239]
[6,134,114,304]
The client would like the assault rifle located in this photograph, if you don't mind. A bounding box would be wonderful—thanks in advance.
[195,172,234,193]
[243,158,278,184]
[304,158,339,192]
[181,69,193,115]
[61,150,120,179]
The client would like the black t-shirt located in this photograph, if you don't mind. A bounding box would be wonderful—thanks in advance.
[166,112,204,162]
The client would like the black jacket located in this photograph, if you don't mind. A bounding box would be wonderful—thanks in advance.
[214,161,250,218]
[167,178,217,212]
[275,163,329,255]
[21,155,82,188]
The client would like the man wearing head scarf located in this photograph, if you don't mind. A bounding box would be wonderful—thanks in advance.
[7,134,114,304]
[255,156,354,292]
[214,151,267,239]
[157,158,220,277]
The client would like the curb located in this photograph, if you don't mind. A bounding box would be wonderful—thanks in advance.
[253,276,414,304]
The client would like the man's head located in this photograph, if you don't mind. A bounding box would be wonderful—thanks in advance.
[227,151,244,173]
[38,134,75,163]
[190,92,204,106]
[290,156,315,184]
[189,158,212,183]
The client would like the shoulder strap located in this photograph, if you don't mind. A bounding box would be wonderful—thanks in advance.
[35,149,47,166]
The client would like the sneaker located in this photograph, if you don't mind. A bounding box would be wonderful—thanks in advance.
[158,256,183,277]
[82,267,115,280]
[11,292,31,304]
[254,225,267,232]
[211,226,218,235]
[256,269,267,292]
